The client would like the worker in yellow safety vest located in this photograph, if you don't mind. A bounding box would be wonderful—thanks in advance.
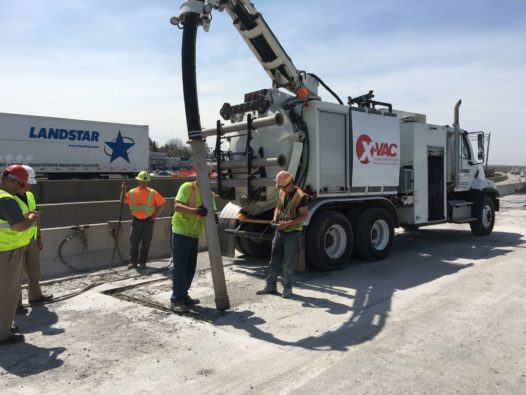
[256,170,308,299]
[0,165,40,345]
[15,165,53,314]
[169,180,215,314]
[124,171,166,269]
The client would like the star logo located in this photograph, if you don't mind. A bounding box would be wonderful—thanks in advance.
[104,131,135,163]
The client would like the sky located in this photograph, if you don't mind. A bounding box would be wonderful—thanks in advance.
[1,0,525,165]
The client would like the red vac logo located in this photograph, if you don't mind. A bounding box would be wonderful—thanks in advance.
[356,134,398,164]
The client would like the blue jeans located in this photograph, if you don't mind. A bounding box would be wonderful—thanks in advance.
[171,233,199,303]
[266,230,300,288]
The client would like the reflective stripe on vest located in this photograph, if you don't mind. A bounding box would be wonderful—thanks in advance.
[13,191,38,243]
[186,182,198,208]
[172,181,202,238]
[130,188,155,218]
[278,187,306,232]
[0,189,30,251]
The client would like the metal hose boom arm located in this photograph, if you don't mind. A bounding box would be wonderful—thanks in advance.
[221,0,303,92]
[174,0,316,95]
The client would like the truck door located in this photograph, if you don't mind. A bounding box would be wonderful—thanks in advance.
[457,133,475,191]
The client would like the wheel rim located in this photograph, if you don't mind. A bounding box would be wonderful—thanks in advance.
[324,224,347,259]
[370,219,389,251]
[482,204,493,228]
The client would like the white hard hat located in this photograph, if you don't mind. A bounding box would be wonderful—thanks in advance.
[22,165,37,185]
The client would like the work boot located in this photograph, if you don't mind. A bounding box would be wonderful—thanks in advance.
[127,263,137,269]
[256,284,279,295]
[29,295,53,305]
[0,333,25,346]
[171,300,190,314]
[281,287,293,299]
[138,262,147,269]
[184,295,201,305]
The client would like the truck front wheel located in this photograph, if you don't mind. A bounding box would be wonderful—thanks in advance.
[469,196,495,236]
[354,208,394,261]
[306,211,353,270]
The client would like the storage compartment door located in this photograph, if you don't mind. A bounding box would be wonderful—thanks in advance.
[318,110,347,193]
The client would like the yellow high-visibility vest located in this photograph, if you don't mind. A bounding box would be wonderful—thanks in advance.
[14,191,38,245]
[277,187,307,232]
[0,189,31,251]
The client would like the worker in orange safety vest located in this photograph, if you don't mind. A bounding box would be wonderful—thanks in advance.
[124,171,166,269]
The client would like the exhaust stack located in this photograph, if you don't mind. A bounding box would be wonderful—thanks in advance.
[453,99,462,190]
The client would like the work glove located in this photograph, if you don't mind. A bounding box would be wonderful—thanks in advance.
[197,205,208,217]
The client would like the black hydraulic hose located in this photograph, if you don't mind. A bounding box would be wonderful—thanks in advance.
[58,226,91,273]
[308,73,343,105]
[182,12,202,135]
[30,262,175,307]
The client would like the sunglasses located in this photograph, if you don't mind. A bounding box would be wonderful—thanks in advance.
[3,173,25,188]
[278,182,291,189]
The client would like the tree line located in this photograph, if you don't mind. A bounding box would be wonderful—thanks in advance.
[149,137,193,158]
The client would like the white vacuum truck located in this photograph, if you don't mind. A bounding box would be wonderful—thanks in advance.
[175,0,499,270]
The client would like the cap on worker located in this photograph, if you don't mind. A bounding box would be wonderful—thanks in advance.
[135,170,151,182]
[275,170,293,187]
[22,165,37,185]
[3,165,29,187]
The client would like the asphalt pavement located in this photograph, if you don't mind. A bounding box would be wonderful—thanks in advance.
[1,194,525,394]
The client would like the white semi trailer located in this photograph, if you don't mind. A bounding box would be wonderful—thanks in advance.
[175,0,499,270]
[0,113,149,179]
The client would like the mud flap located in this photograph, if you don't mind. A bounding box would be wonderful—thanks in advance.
[469,189,485,220]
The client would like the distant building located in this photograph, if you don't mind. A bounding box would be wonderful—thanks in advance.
[159,156,195,170]
[149,151,166,170]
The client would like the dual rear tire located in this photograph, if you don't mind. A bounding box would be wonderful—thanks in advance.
[306,207,395,270]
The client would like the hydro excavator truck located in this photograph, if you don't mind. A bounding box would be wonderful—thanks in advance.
[174,0,499,270]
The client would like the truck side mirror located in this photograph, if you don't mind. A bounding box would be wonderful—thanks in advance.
[477,133,484,161]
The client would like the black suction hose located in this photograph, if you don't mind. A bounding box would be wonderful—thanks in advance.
[182,12,203,135]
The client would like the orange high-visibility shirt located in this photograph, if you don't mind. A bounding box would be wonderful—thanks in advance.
[125,187,166,219]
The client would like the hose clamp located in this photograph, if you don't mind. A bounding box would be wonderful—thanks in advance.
[180,0,205,17]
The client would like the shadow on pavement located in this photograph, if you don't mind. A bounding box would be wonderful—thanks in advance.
[195,229,524,351]
[0,342,65,377]
[17,305,65,336]
[0,305,67,377]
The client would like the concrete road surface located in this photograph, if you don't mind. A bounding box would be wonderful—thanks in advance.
[1,194,525,394]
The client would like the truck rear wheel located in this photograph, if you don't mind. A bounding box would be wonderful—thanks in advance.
[234,237,251,256]
[234,224,272,258]
[235,234,271,258]
[470,196,495,236]
[354,207,394,261]
[306,211,353,270]
[345,207,364,258]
